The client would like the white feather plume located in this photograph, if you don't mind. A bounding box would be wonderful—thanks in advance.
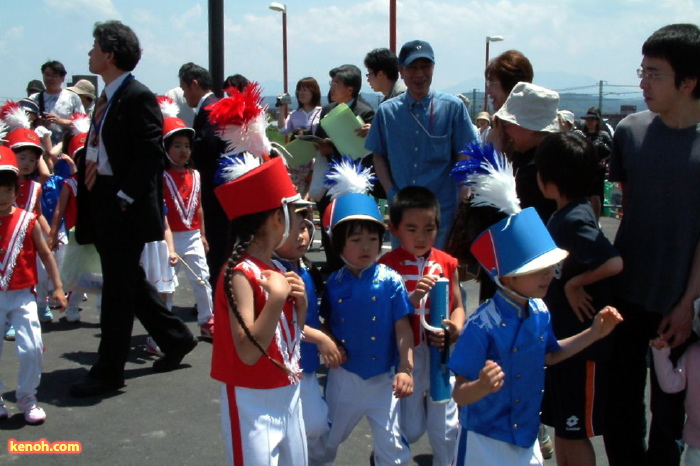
[3,104,30,130]
[0,121,7,142]
[218,112,271,158]
[325,158,374,200]
[467,156,521,215]
[217,154,261,184]
[71,113,91,135]
[158,96,180,119]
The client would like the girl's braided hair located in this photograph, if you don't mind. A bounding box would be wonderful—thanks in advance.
[224,207,292,376]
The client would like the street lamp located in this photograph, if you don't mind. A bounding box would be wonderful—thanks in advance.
[484,35,504,111]
[269,2,288,97]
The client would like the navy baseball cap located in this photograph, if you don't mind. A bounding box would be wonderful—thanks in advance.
[398,40,435,67]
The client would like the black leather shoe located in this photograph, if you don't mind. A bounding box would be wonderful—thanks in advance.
[70,377,125,398]
[152,337,198,373]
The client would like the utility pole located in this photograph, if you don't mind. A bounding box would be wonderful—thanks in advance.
[209,0,224,98]
[598,80,605,115]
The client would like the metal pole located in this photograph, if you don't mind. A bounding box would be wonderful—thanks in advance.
[208,0,224,98]
[598,80,604,115]
[389,0,396,53]
[483,39,490,111]
[472,88,477,120]
[282,12,288,95]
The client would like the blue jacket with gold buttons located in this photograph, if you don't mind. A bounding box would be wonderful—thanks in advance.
[320,263,413,380]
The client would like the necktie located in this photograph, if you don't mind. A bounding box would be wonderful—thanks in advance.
[85,92,107,191]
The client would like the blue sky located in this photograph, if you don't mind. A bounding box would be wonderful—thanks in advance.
[1,0,699,103]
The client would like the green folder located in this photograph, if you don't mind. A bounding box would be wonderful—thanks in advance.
[283,139,317,168]
[319,103,371,160]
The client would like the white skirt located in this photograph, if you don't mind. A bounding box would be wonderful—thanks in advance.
[140,240,178,293]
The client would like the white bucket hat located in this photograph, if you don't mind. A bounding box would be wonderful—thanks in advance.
[494,82,560,133]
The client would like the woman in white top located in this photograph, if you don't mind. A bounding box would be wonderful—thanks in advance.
[277,77,322,197]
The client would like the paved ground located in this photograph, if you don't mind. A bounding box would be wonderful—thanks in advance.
[0,217,632,464]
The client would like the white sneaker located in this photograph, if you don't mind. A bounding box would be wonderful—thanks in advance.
[145,336,164,357]
[0,398,8,420]
[17,396,46,424]
[65,307,81,322]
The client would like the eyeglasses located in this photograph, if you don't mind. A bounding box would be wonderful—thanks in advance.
[636,68,675,82]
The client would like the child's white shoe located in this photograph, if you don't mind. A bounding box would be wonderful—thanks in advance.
[17,396,46,424]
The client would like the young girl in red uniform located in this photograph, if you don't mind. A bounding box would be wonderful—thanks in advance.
[2,103,54,326]
[158,97,214,338]
[211,156,312,465]
[208,84,313,465]
[0,146,66,424]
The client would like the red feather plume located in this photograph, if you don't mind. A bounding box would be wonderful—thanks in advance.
[207,82,264,128]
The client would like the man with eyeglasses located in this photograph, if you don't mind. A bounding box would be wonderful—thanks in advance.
[366,40,478,250]
[29,60,85,146]
[605,23,700,466]
[364,48,406,103]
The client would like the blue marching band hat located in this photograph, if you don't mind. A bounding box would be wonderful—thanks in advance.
[322,157,384,236]
[453,143,567,283]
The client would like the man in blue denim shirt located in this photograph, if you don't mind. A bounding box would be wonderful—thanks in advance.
[366,40,478,248]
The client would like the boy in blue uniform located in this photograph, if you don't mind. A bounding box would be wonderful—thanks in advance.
[447,149,623,465]
[319,192,414,466]
[535,132,623,466]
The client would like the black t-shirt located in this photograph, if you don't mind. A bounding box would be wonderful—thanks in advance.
[512,148,556,223]
[544,198,620,360]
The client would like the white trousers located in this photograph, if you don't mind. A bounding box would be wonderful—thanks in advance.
[455,430,543,466]
[400,341,459,466]
[220,383,307,466]
[299,372,330,465]
[0,288,43,399]
[322,366,410,466]
[173,231,213,324]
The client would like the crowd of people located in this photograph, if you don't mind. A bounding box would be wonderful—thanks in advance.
[0,18,699,466]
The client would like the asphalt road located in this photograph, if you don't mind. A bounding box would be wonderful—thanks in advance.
[0,217,631,464]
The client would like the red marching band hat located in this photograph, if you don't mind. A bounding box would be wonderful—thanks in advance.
[0,101,42,152]
[68,113,91,159]
[0,146,20,174]
[157,96,195,140]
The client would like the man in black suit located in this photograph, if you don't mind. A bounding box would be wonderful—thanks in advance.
[314,64,376,271]
[73,21,196,397]
[178,63,228,291]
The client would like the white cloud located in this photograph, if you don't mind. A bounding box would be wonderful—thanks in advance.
[44,0,119,19]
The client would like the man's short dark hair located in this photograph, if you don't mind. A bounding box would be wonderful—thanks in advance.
[223,74,249,93]
[179,62,213,91]
[364,48,399,81]
[41,61,67,77]
[331,219,385,259]
[642,23,700,99]
[389,186,441,227]
[535,132,598,200]
[485,50,534,96]
[329,64,362,98]
[93,21,142,72]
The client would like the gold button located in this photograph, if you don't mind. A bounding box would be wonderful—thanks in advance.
[372,296,377,301]
[341,339,346,344]
[372,357,377,361]
[371,336,376,341]
[372,316,377,321]
[338,298,343,303]
[512,347,518,353]
[513,424,518,430]
[514,399,520,404]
